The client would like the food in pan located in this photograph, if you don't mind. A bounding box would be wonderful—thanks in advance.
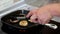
[10,19,19,23]
[28,20,31,22]
[19,20,28,26]
[16,14,26,19]
[19,14,25,17]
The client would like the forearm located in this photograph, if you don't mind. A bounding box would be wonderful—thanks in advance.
[47,3,60,17]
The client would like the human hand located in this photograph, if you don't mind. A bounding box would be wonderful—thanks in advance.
[27,6,52,24]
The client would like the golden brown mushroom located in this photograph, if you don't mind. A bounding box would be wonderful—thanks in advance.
[19,20,28,26]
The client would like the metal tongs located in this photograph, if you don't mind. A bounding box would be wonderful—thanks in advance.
[28,20,58,29]
[44,23,57,29]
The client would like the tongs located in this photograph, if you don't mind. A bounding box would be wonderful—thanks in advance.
[28,20,58,29]
[44,23,57,29]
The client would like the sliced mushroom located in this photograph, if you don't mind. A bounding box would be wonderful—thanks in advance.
[19,20,28,26]
[10,19,19,23]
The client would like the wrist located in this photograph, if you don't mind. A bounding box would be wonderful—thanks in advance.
[48,3,60,16]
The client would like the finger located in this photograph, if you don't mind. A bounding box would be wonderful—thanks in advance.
[36,14,42,24]
[41,20,49,25]
[41,18,51,25]
[37,18,42,24]
[26,8,39,18]
[26,10,36,18]
[30,15,37,23]
[26,11,32,18]
[38,18,49,25]
[26,9,38,17]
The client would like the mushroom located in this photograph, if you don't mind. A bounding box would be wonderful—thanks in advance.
[10,19,19,23]
[19,20,28,26]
